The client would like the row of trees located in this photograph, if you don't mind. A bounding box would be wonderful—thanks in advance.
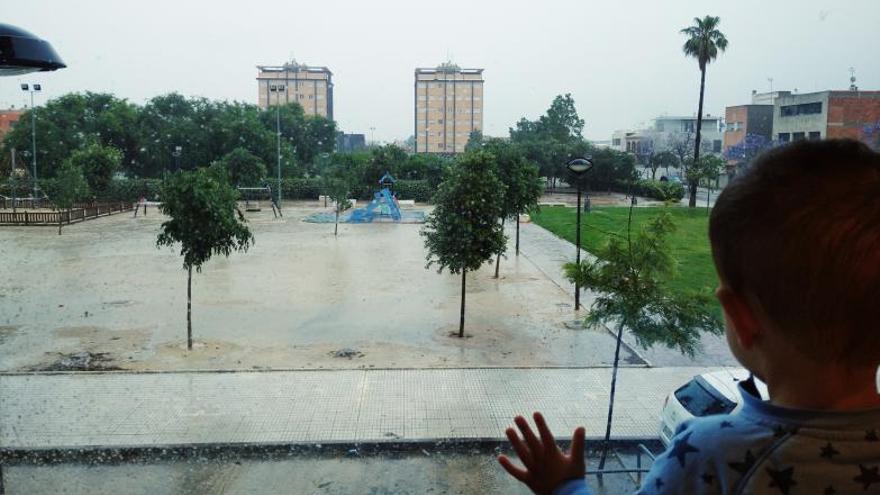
[422,141,543,337]
[1,92,336,182]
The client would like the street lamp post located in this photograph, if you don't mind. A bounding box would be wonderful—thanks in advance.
[172,146,182,172]
[269,83,285,208]
[21,83,41,201]
[566,157,593,311]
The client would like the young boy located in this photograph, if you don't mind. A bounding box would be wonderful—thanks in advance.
[499,139,880,494]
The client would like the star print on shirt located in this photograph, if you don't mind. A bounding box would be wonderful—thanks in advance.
[766,467,797,495]
[654,477,664,491]
[866,429,879,442]
[729,449,757,476]
[669,431,700,468]
[820,442,840,459]
[854,464,880,490]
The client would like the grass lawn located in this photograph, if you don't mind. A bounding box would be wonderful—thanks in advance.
[530,206,721,314]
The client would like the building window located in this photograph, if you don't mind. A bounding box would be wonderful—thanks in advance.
[809,131,821,140]
[612,138,621,146]
[792,132,806,141]
[437,119,443,124]
[778,133,791,142]
[713,140,722,152]
[780,102,822,117]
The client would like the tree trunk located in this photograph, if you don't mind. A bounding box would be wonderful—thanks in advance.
[598,323,625,472]
[187,265,193,351]
[515,218,521,256]
[651,168,657,181]
[494,217,506,278]
[690,66,707,208]
[459,269,467,338]
[58,217,62,235]
[334,206,339,236]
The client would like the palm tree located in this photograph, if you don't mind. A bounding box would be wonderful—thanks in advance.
[681,15,728,207]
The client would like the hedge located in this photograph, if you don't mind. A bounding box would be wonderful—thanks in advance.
[590,178,685,202]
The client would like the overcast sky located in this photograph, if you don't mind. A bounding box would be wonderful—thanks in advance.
[3,0,878,142]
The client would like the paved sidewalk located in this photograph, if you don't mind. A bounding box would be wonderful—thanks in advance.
[0,367,720,450]
[513,220,736,367]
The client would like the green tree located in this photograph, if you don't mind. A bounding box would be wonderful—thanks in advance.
[49,162,90,235]
[653,151,679,179]
[322,163,353,236]
[156,166,254,350]
[1,92,139,178]
[465,130,484,151]
[64,142,122,193]
[218,147,267,187]
[511,94,586,188]
[564,206,722,471]
[681,15,729,207]
[422,151,507,337]
[481,139,543,275]
[260,103,336,167]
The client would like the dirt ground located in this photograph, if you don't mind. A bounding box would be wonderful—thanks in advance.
[0,200,640,372]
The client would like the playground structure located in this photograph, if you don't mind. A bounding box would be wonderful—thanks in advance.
[303,171,425,224]
[238,185,282,218]
[348,172,401,223]
[1,169,51,211]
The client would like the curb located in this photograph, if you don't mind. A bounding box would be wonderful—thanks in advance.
[0,438,663,465]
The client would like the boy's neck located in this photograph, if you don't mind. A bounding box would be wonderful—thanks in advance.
[765,363,880,411]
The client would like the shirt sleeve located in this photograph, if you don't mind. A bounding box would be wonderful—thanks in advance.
[552,478,592,495]
[636,419,730,495]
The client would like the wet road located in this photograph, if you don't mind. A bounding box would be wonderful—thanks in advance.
[0,202,640,371]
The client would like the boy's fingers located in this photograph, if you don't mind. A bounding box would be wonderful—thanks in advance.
[505,427,534,469]
[532,412,558,455]
[498,455,530,483]
[570,426,586,467]
[514,415,543,455]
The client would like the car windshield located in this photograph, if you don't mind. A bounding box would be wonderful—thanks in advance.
[1,1,878,493]
[674,378,738,417]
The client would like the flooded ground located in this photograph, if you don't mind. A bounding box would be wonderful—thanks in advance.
[2,443,655,495]
[0,201,641,371]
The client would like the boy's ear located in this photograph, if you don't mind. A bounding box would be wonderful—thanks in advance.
[716,286,762,349]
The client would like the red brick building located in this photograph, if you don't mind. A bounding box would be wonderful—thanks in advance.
[723,104,773,160]
[0,109,24,143]
[773,90,880,146]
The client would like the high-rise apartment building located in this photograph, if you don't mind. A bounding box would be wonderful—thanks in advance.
[414,63,483,154]
[257,61,333,119]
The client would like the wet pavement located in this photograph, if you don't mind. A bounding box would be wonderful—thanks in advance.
[0,202,641,371]
[2,445,655,495]
[0,367,719,449]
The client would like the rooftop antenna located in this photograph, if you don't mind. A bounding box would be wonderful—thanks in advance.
[849,67,858,91]
[767,77,774,94]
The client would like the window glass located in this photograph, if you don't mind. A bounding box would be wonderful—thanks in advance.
[674,380,736,417]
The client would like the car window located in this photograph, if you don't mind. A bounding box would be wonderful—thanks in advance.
[674,379,737,417]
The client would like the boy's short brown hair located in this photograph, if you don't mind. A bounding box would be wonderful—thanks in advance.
[709,139,880,365]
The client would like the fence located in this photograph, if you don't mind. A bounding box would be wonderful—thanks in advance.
[0,202,132,226]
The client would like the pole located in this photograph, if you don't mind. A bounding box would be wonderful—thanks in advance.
[574,185,582,310]
[10,148,15,213]
[276,96,282,208]
[30,90,38,201]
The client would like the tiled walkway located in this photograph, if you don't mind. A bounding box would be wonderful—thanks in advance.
[0,367,719,449]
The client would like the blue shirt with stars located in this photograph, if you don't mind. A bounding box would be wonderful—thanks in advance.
[554,382,880,495]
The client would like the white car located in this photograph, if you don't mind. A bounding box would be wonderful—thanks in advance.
[659,369,768,447]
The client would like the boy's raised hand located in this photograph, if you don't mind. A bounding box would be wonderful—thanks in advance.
[497,412,587,495]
